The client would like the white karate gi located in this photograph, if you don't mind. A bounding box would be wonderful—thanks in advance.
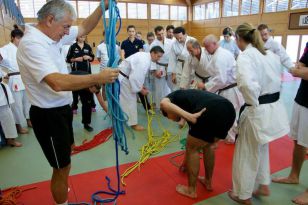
[168,36,196,90]
[0,43,30,127]
[232,44,290,200]
[150,38,173,107]
[204,47,244,141]
[180,47,211,89]
[0,75,18,140]
[119,52,152,126]
[264,37,294,70]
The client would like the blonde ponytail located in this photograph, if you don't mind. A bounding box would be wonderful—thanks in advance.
[236,23,266,55]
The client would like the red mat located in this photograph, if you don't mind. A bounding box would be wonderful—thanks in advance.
[17,136,294,205]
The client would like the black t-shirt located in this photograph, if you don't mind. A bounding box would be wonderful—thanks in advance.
[121,38,143,58]
[66,42,94,73]
[295,47,308,108]
[166,89,235,142]
[166,90,232,123]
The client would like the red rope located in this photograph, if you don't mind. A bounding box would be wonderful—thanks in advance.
[0,186,36,205]
[71,128,113,155]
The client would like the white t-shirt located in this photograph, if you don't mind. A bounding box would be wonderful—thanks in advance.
[96,42,120,69]
[17,24,78,108]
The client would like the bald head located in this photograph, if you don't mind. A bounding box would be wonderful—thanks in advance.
[203,34,219,54]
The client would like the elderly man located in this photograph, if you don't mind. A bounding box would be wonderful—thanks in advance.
[17,1,119,205]
[119,46,164,131]
[180,39,211,89]
[149,26,173,108]
[198,35,244,144]
[168,27,196,90]
[257,24,294,70]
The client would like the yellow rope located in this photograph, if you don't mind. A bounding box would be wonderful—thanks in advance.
[120,95,186,186]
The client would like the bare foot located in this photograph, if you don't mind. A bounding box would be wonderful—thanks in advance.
[16,124,28,134]
[272,176,299,184]
[198,176,213,191]
[228,191,252,205]
[253,185,270,197]
[131,124,144,131]
[176,184,197,199]
[27,119,32,128]
[7,139,22,147]
[292,190,308,205]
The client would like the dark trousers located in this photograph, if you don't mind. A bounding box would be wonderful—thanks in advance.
[138,92,151,110]
[72,89,92,125]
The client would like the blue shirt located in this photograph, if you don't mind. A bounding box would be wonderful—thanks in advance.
[121,38,144,58]
[218,39,240,58]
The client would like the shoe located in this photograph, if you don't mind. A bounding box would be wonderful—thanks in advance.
[91,108,96,112]
[7,139,22,147]
[84,124,93,132]
[72,109,77,115]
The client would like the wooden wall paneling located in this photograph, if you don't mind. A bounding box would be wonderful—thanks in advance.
[0,27,6,47]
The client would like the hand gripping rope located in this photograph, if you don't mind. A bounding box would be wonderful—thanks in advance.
[90,0,129,204]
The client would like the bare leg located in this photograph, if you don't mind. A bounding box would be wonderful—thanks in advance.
[176,135,207,199]
[198,143,215,191]
[272,141,305,184]
[51,164,71,204]
[292,189,308,205]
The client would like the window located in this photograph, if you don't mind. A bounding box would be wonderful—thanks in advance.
[273,36,282,44]
[170,6,187,20]
[194,4,206,20]
[77,1,100,18]
[151,4,169,20]
[117,2,127,18]
[264,0,289,12]
[223,0,239,17]
[206,1,220,19]
[286,35,300,62]
[194,2,219,20]
[127,3,147,19]
[19,0,46,18]
[291,0,308,9]
[241,0,259,15]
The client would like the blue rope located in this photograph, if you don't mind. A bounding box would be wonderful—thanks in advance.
[91,0,129,204]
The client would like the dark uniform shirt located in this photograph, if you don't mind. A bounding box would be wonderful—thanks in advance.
[166,89,235,142]
[121,38,143,58]
[295,43,308,108]
[66,42,94,74]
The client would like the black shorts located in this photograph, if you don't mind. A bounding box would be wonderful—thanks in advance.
[30,105,74,169]
[188,101,236,143]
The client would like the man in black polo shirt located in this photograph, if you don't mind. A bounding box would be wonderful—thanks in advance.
[120,25,143,59]
[120,25,151,112]
[272,44,308,205]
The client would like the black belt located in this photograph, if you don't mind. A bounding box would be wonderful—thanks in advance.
[239,92,280,117]
[1,83,10,107]
[194,72,210,83]
[156,62,168,80]
[7,72,20,77]
[120,71,129,79]
[156,62,168,67]
[218,83,237,94]
[177,59,185,69]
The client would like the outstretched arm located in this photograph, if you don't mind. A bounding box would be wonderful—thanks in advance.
[160,98,206,124]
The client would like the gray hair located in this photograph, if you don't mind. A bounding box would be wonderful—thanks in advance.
[37,0,76,22]
[203,34,218,45]
[186,39,201,49]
